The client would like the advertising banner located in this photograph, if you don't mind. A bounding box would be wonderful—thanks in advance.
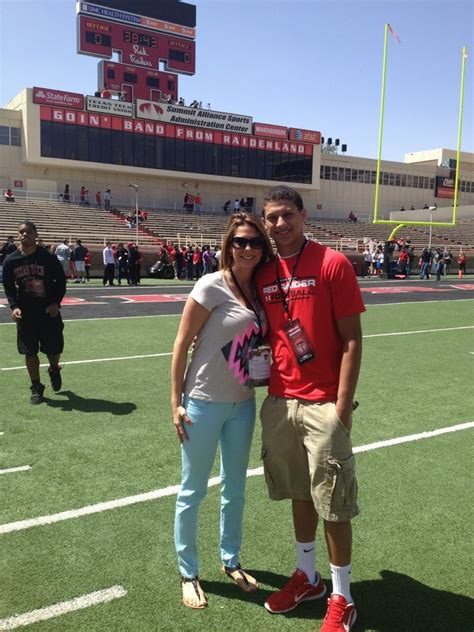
[41,106,313,156]
[86,96,134,117]
[136,100,253,134]
[33,87,84,110]
[253,122,288,139]
[435,175,455,198]
[289,128,321,144]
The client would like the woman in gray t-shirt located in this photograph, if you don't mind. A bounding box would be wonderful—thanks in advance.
[171,213,273,609]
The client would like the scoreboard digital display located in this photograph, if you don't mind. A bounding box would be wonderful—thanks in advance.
[78,15,195,74]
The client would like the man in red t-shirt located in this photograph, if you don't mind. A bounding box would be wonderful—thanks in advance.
[256,185,365,632]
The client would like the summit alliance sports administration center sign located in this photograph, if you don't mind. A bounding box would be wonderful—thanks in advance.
[136,100,253,134]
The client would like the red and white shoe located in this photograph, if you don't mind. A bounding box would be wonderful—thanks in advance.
[320,594,357,631]
[264,569,327,614]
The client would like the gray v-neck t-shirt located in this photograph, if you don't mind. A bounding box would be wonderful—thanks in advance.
[183,271,265,403]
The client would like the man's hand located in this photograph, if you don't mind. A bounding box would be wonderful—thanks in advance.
[12,307,22,321]
[335,402,353,430]
[46,303,60,317]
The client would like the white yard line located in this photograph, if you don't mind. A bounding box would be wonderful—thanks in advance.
[0,466,31,476]
[0,585,127,631]
[2,325,472,372]
[0,421,472,536]
[364,325,474,338]
[1,353,173,371]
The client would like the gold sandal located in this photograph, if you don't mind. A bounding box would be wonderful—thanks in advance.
[181,576,208,609]
[222,564,259,592]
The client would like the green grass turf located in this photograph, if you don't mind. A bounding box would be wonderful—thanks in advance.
[0,300,473,630]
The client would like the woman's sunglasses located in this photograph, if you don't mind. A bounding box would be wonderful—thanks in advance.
[231,236,265,250]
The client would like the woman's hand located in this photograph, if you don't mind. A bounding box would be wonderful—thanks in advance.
[173,405,192,443]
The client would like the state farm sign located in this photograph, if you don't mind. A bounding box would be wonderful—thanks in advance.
[33,87,84,110]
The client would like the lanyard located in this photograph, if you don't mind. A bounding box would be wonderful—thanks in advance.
[275,239,307,318]
[229,269,262,336]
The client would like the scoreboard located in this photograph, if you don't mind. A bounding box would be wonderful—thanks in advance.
[78,15,195,74]
[98,61,178,102]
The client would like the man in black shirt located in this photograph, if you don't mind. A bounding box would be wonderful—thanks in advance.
[2,221,67,404]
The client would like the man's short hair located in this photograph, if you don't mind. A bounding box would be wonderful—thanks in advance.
[262,185,304,215]
[19,221,38,234]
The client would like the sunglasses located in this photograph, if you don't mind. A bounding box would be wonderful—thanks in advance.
[231,236,265,249]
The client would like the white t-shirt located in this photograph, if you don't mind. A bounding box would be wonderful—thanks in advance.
[183,271,266,402]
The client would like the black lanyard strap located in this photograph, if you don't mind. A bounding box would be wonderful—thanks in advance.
[275,239,307,316]
[229,269,262,334]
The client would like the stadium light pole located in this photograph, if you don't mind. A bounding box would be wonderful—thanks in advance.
[128,183,139,246]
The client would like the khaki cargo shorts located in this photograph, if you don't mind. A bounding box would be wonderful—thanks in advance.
[260,396,359,522]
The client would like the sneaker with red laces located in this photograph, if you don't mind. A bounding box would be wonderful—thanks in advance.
[264,569,327,614]
[320,594,357,632]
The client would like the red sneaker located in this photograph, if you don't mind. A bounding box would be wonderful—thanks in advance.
[264,569,327,614]
[320,594,357,631]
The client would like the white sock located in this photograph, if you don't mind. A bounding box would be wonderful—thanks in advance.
[330,563,353,603]
[296,541,316,584]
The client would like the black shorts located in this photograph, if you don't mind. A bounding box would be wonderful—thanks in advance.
[17,311,64,356]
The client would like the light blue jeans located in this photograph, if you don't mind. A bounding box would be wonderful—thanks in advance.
[174,395,256,578]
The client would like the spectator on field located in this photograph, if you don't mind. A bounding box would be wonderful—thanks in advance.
[80,186,86,206]
[68,247,77,281]
[233,199,241,213]
[55,239,71,277]
[4,188,15,202]
[348,210,357,223]
[128,243,142,285]
[95,191,102,209]
[174,245,184,279]
[84,249,92,282]
[423,203,429,209]
[419,248,432,279]
[193,246,203,279]
[362,247,373,277]
[406,243,415,277]
[213,246,221,271]
[185,246,194,280]
[115,242,129,285]
[202,246,213,275]
[458,250,466,278]
[64,184,70,203]
[397,246,409,275]
[103,241,116,286]
[410,205,415,210]
[399,206,405,212]
[223,200,231,214]
[0,236,18,281]
[433,248,445,281]
[73,239,88,284]
[373,247,384,275]
[104,189,112,211]
[443,249,453,276]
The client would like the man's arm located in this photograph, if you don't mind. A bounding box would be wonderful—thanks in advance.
[2,259,19,310]
[335,313,362,429]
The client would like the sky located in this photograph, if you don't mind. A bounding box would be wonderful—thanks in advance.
[0,0,472,162]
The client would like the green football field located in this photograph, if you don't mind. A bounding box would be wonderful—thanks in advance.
[0,300,473,631]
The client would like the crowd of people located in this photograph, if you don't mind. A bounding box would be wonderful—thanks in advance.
[101,241,143,286]
[153,242,221,280]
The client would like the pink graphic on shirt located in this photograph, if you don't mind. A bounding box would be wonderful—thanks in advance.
[223,321,261,385]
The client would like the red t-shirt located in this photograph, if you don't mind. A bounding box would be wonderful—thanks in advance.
[256,241,365,401]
